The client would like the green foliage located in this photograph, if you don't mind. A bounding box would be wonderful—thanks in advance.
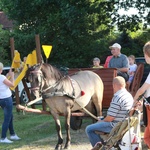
[12,32,36,59]
[111,0,149,32]
[0,0,149,67]
[0,25,11,65]
[1,0,115,67]
[110,30,150,58]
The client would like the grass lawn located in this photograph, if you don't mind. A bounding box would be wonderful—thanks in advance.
[0,105,68,150]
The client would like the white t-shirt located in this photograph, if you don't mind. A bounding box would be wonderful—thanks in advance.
[145,73,150,98]
[0,74,12,99]
[129,64,137,75]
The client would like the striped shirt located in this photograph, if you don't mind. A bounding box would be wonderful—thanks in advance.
[107,88,133,127]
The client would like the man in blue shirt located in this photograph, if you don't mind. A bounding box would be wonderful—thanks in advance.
[108,43,129,81]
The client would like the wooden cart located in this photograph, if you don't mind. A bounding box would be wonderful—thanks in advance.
[67,63,144,130]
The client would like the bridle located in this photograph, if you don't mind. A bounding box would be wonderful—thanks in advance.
[28,70,45,93]
[28,68,66,94]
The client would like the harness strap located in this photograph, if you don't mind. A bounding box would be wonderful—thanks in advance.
[42,91,75,99]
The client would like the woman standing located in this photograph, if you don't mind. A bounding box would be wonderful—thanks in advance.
[0,62,20,143]
[134,41,150,148]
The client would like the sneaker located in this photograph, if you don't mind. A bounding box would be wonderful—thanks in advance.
[10,134,21,141]
[0,137,13,143]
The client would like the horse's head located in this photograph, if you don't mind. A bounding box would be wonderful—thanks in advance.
[26,63,45,99]
[25,63,64,99]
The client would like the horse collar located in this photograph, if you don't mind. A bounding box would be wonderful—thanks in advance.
[42,76,76,100]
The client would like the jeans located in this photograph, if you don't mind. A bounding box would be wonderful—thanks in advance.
[85,121,113,147]
[0,97,15,139]
[117,71,129,82]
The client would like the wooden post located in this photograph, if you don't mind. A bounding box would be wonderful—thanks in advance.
[35,34,42,63]
[35,34,47,111]
[10,37,20,112]
[22,78,36,108]
[10,37,15,59]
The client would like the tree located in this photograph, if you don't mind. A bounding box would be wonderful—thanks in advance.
[0,0,149,67]
[111,0,149,32]
[1,0,114,67]
[0,25,11,65]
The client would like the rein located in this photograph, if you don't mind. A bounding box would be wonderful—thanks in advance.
[42,77,65,93]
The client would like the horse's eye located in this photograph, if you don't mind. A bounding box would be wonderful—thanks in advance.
[27,75,32,83]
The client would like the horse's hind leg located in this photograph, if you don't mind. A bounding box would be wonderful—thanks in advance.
[92,93,103,117]
[64,107,71,149]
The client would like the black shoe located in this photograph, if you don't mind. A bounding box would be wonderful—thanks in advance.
[91,142,103,150]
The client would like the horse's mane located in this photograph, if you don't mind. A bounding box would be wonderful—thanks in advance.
[41,63,73,92]
[41,63,64,81]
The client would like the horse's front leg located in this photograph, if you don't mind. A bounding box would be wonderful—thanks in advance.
[64,107,71,149]
[52,114,63,150]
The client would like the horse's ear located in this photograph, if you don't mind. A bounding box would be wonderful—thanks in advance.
[25,64,31,83]
[26,64,30,68]
[39,63,43,70]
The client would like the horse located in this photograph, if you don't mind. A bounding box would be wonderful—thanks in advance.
[25,63,104,150]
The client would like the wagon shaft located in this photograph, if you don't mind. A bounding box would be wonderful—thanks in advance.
[16,104,51,115]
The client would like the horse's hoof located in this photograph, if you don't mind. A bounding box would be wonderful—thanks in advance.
[64,145,71,149]
[55,144,63,150]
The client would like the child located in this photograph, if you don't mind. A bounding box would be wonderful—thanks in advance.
[92,57,103,68]
[20,56,27,71]
[127,55,137,88]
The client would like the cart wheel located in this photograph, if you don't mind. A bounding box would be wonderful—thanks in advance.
[70,116,82,130]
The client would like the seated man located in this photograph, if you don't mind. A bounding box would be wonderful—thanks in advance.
[92,57,103,68]
[108,43,129,81]
[85,76,133,150]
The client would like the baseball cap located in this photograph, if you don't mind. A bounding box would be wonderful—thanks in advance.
[109,43,121,49]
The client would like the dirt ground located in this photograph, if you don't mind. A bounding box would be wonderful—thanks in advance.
[13,122,148,150]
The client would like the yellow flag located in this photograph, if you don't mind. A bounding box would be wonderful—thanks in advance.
[42,45,52,59]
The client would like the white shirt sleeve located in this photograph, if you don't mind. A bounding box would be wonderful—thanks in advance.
[145,73,150,84]
[145,73,150,98]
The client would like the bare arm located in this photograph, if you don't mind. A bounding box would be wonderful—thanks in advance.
[103,115,115,122]
[3,69,14,87]
[134,82,150,102]
[117,67,129,73]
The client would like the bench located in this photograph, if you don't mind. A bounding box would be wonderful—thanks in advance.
[128,63,144,96]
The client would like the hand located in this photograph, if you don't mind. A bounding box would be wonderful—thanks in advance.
[133,100,142,109]
[8,68,14,78]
